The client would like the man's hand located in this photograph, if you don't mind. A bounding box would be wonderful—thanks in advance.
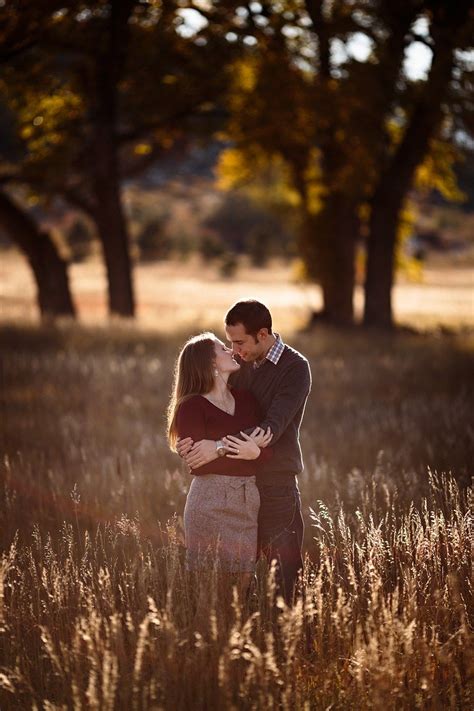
[222,432,261,460]
[183,439,219,469]
[176,437,194,459]
[248,426,273,448]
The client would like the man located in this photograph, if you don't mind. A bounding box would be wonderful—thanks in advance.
[178,299,312,604]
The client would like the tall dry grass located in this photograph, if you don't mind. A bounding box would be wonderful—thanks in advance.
[0,324,472,709]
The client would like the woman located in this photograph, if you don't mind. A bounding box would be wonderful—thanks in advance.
[167,332,272,582]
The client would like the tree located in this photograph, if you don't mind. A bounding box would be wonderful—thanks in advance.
[0,0,78,320]
[364,0,474,326]
[218,0,474,326]
[0,190,75,318]
[215,1,398,324]
[0,1,243,317]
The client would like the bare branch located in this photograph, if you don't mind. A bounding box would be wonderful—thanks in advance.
[407,32,434,49]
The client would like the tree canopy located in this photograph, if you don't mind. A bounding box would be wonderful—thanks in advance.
[1,0,473,325]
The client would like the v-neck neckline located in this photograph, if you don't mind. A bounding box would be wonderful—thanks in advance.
[200,390,236,417]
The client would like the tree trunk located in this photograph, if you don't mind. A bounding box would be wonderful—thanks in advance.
[364,188,402,327]
[92,132,135,317]
[89,0,136,318]
[319,199,358,325]
[364,1,472,328]
[0,191,76,319]
[303,196,359,326]
[304,3,420,328]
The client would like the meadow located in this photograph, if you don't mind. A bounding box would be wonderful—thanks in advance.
[0,257,473,709]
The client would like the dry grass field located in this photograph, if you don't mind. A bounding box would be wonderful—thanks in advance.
[1,251,473,331]
[0,252,473,709]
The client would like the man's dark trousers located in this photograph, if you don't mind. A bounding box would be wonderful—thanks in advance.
[257,475,304,605]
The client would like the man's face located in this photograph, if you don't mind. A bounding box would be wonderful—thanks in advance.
[225,322,268,362]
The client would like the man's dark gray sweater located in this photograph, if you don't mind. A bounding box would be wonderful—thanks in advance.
[231,344,312,483]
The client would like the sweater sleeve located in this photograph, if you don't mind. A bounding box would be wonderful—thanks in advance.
[257,443,273,462]
[240,390,273,462]
[176,397,207,442]
[257,359,311,444]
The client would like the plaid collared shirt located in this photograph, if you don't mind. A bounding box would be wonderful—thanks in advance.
[254,333,284,368]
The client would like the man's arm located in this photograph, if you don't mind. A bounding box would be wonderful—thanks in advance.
[254,359,311,444]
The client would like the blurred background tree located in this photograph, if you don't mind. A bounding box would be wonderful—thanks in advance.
[0,0,244,317]
[0,189,76,318]
[0,0,472,326]
[218,0,474,326]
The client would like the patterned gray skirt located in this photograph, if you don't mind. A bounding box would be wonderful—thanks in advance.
[184,474,260,573]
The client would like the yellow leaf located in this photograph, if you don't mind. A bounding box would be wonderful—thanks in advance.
[134,143,152,155]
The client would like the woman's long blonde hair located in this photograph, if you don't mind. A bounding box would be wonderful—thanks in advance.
[167,332,216,451]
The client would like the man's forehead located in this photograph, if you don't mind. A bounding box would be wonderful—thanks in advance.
[225,323,248,340]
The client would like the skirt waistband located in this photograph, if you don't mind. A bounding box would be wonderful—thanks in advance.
[194,474,256,482]
[192,474,256,491]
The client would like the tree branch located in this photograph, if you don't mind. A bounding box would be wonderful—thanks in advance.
[0,37,38,63]
[407,32,434,49]
[118,103,227,144]
[305,0,331,77]
[0,171,96,215]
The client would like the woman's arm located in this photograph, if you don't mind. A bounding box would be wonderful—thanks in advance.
[175,399,211,471]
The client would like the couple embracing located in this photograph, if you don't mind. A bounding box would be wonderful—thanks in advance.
[167,300,311,606]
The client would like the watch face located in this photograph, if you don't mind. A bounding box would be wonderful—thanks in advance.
[217,447,226,457]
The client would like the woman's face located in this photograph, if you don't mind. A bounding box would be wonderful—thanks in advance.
[213,339,240,375]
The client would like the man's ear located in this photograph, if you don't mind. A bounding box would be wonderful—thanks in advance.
[257,328,269,342]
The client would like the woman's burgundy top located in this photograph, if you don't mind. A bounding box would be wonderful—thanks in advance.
[176,388,272,477]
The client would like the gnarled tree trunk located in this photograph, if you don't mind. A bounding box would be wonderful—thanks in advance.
[364,1,472,328]
[0,191,76,319]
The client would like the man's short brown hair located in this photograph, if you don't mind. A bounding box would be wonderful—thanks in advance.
[225,300,273,338]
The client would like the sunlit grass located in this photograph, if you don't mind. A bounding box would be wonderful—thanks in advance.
[0,324,472,709]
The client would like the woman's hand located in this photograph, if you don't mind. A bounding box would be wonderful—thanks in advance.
[248,426,273,448]
[176,437,194,458]
[223,432,261,460]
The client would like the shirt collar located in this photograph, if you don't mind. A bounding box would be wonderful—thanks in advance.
[253,333,284,369]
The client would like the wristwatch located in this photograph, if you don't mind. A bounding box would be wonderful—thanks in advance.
[216,439,227,457]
